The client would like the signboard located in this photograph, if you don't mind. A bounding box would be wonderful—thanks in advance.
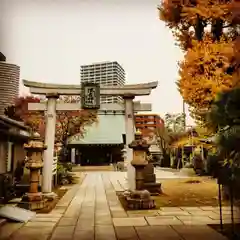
[81,82,100,109]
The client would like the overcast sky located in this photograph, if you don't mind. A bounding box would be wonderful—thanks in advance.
[1,0,193,123]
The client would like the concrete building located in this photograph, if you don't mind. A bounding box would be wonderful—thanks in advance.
[135,113,164,141]
[80,61,125,104]
[0,53,20,115]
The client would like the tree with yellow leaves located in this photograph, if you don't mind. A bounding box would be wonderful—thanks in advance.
[159,0,238,50]
[178,36,236,112]
[159,0,240,125]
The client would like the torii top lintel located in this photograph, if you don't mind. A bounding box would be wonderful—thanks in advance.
[22,80,158,96]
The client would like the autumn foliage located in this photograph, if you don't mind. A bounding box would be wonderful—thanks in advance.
[4,96,43,134]
[4,96,97,145]
[178,37,235,111]
[159,0,240,125]
[159,0,237,50]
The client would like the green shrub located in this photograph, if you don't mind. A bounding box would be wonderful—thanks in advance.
[57,162,74,185]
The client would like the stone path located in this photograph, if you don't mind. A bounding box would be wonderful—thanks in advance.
[1,172,239,240]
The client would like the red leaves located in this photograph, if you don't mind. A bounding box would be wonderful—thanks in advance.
[5,95,97,143]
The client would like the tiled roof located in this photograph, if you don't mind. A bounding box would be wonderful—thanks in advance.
[68,114,126,145]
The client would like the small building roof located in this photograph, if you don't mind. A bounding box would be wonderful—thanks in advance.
[0,115,29,130]
[68,114,126,145]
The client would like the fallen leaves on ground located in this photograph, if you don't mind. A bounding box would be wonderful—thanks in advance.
[154,176,228,207]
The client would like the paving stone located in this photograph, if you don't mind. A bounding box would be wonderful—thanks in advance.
[36,213,63,218]
[208,212,239,220]
[206,213,222,220]
[0,222,23,239]
[213,209,237,215]
[11,233,50,240]
[30,217,59,222]
[50,226,75,240]
[51,209,66,214]
[24,221,56,228]
[172,225,228,240]
[111,210,128,218]
[95,216,112,225]
[58,217,78,226]
[127,210,159,217]
[180,207,202,211]
[222,218,240,224]
[159,207,183,212]
[16,226,53,235]
[113,217,148,227]
[95,211,111,217]
[78,213,95,220]
[146,216,183,225]
[73,229,94,240]
[95,211,111,218]
[114,226,139,240]
[95,225,117,240]
[188,210,216,216]
[177,215,214,225]
[200,206,219,211]
[76,219,94,230]
[221,206,238,211]
[135,226,182,240]
[11,227,51,240]
[158,211,190,216]
[64,207,81,218]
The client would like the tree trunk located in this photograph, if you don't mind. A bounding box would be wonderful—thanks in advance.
[195,16,204,41]
[161,152,171,168]
[211,19,223,41]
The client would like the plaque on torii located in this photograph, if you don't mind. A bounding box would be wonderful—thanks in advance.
[81,82,100,110]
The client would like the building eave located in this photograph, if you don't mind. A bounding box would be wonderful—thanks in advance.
[0,115,29,130]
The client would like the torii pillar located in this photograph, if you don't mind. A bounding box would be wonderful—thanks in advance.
[43,93,59,197]
[123,96,136,190]
[23,80,158,192]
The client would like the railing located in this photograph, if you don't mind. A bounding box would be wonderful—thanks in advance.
[52,156,58,176]
[52,156,58,186]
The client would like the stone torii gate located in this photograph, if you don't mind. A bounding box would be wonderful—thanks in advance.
[23,80,158,195]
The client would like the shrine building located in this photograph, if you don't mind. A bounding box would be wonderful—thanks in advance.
[67,113,126,166]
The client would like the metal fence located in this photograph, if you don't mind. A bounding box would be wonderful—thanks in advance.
[52,156,58,186]
[217,174,240,239]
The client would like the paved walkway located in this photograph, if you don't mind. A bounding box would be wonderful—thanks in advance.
[1,172,239,240]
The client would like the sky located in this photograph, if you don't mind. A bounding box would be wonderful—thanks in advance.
[0,0,193,124]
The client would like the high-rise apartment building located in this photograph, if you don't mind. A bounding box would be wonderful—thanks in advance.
[80,61,125,104]
[0,53,20,115]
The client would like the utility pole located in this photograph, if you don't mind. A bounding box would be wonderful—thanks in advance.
[182,99,186,131]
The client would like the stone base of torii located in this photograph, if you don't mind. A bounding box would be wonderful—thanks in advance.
[23,80,158,196]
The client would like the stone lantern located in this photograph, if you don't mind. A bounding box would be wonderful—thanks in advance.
[22,132,46,210]
[129,129,150,190]
[120,129,155,209]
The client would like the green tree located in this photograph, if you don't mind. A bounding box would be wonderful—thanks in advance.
[207,87,240,199]
[165,113,185,132]
[155,125,171,167]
